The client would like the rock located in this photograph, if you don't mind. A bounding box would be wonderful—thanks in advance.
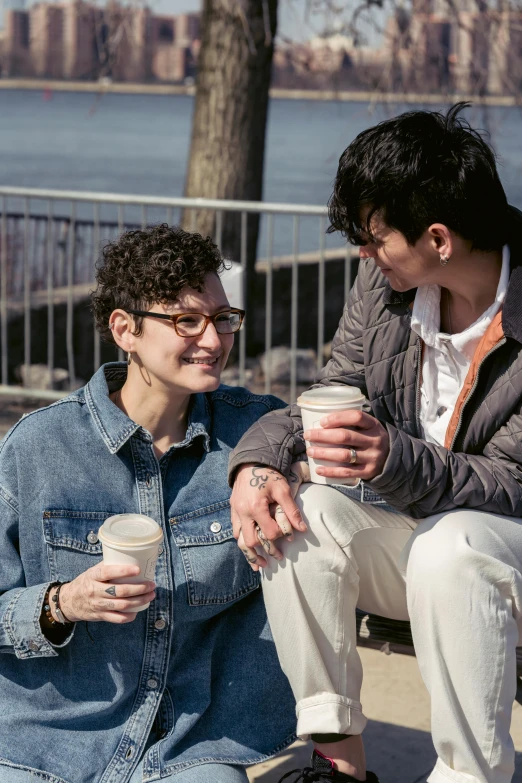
[220,367,254,386]
[17,364,69,390]
[259,346,317,384]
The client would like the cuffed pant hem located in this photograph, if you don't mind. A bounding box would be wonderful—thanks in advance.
[428,758,481,783]
[295,693,367,740]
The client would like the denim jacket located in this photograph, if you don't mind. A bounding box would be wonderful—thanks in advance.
[0,363,296,783]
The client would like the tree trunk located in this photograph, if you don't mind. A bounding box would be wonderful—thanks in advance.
[184,0,278,353]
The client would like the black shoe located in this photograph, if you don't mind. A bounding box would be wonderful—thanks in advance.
[278,749,380,782]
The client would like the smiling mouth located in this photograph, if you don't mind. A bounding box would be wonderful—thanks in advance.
[183,357,220,365]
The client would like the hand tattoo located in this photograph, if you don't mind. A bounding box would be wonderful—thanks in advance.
[250,466,283,491]
[256,527,273,555]
[105,585,117,597]
[241,548,258,564]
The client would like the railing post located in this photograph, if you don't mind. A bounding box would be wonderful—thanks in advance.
[290,215,299,403]
[117,204,125,363]
[0,197,7,386]
[317,215,326,377]
[66,203,77,390]
[264,214,274,395]
[239,211,247,388]
[93,202,101,372]
[23,198,31,374]
[47,200,55,388]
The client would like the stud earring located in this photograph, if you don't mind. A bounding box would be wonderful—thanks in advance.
[440,254,451,267]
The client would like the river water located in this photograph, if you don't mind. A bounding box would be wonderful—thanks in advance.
[1,89,522,257]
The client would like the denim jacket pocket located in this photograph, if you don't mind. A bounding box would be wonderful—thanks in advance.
[43,510,111,582]
[170,500,260,606]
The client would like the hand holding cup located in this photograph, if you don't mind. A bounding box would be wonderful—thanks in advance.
[304,407,390,482]
[58,564,156,624]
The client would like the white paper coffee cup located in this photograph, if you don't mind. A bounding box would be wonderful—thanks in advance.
[98,514,163,612]
[297,387,366,486]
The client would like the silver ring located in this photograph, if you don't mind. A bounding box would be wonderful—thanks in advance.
[349,447,357,464]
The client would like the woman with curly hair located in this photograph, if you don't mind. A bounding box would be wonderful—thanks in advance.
[0,225,295,783]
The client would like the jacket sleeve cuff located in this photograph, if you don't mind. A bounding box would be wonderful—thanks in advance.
[367,424,409,496]
[4,583,75,659]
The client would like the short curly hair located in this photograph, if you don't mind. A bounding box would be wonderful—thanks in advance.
[91,224,226,342]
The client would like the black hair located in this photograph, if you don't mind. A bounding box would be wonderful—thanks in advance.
[328,103,509,251]
[91,224,226,342]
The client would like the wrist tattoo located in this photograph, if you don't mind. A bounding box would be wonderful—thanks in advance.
[105,585,117,597]
[249,466,283,491]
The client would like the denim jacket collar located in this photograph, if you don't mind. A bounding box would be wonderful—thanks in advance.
[85,362,211,455]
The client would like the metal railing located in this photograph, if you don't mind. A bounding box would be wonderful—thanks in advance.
[0,186,358,402]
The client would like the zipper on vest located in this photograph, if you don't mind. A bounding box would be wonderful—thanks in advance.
[414,338,422,438]
[449,337,506,451]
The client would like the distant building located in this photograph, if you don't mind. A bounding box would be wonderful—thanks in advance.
[150,12,199,82]
[111,5,152,82]
[30,2,63,78]
[3,8,30,75]
[2,0,200,83]
[175,13,200,46]
[62,0,96,79]
[411,15,452,91]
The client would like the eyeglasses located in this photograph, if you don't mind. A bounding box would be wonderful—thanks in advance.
[126,309,245,337]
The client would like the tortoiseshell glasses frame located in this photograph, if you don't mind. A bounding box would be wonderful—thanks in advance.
[126,308,245,337]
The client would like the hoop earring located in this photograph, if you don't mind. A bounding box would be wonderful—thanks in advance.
[440,254,451,267]
[127,352,132,366]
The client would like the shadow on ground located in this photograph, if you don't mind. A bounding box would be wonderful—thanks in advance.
[249,721,522,782]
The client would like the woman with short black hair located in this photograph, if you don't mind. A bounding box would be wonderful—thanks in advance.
[230,104,522,783]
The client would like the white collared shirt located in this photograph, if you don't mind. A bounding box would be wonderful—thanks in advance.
[410,246,509,446]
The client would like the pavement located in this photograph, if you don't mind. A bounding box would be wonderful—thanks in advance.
[3,396,522,783]
[248,647,522,782]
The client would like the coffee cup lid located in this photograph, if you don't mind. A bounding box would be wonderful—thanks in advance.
[297,387,365,407]
[98,514,163,547]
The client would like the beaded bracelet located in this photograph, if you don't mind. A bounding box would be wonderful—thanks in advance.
[43,582,61,626]
[43,582,72,626]
[52,582,73,624]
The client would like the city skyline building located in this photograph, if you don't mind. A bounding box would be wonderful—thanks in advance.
[0,0,200,81]
[1,1,521,97]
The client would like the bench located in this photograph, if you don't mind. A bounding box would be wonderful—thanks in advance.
[355,609,522,705]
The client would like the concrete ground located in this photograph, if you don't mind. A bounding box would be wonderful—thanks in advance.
[248,647,522,782]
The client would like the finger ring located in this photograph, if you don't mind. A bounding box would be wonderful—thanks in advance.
[349,447,357,464]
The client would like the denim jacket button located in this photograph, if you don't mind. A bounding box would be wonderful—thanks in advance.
[154,619,166,630]
[147,678,158,689]
[87,531,98,544]
[210,522,222,533]
[28,641,39,652]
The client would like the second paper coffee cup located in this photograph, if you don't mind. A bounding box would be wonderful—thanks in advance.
[98,514,163,612]
[297,386,366,486]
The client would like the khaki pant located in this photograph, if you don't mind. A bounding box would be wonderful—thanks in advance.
[261,484,522,783]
